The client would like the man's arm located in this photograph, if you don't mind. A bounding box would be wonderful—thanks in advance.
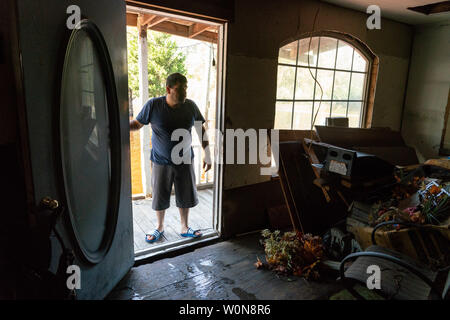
[201,125,212,172]
[130,119,144,131]
[201,125,209,150]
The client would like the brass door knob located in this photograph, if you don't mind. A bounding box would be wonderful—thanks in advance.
[40,196,59,210]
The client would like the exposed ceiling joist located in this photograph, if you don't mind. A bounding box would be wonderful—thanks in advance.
[126,12,137,27]
[139,13,155,26]
[188,23,210,38]
[125,12,218,43]
[149,21,217,43]
[150,20,189,37]
[191,30,218,43]
[169,18,195,26]
[148,16,169,28]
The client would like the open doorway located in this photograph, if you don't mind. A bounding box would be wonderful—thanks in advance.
[125,5,225,260]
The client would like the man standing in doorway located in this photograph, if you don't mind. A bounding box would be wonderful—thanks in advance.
[130,73,211,243]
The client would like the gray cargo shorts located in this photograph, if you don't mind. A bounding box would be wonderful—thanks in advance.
[151,162,199,210]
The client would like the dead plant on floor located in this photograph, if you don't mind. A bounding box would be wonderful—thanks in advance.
[255,229,324,280]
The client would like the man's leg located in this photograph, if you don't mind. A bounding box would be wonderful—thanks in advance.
[147,162,173,242]
[146,210,166,241]
[179,207,201,236]
[174,163,201,236]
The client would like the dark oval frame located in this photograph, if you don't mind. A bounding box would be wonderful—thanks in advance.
[54,19,121,265]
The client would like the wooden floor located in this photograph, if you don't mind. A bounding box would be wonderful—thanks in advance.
[132,187,214,253]
[107,232,344,300]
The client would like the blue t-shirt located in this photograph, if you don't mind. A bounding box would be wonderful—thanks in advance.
[136,96,205,165]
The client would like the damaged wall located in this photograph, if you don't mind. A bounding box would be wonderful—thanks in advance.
[401,21,450,162]
[223,0,413,190]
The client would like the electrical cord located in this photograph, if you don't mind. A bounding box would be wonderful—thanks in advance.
[307,4,323,155]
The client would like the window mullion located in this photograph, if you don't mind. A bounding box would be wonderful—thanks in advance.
[329,39,339,117]
[277,99,364,102]
[293,64,367,74]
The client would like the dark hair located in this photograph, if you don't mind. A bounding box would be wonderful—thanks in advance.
[166,73,187,88]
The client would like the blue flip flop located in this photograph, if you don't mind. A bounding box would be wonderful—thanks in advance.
[145,230,164,243]
[180,227,202,238]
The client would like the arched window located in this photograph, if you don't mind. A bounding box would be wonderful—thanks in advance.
[274,33,376,129]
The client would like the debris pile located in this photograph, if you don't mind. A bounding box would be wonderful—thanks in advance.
[255,229,324,280]
[369,168,450,229]
[265,127,450,296]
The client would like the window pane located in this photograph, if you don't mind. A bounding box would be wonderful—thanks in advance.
[314,69,334,99]
[349,73,366,100]
[298,37,319,67]
[318,37,338,69]
[353,49,367,72]
[276,66,296,99]
[333,71,351,100]
[278,41,298,65]
[348,102,362,127]
[312,101,331,127]
[293,102,313,130]
[336,41,353,70]
[331,101,348,118]
[276,36,370,131]
[274,102,293,129]
[295,67,316,100]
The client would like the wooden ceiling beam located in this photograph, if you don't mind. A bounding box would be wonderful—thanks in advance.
[149,21,189,38]
[148,16,169,28]
[149,21,216,43]
[126,12,138,27]
[127,12,218,44]
[191,30,218,44]
[169,18,195,26]
[140,14,156,26]
[188,23,210,38]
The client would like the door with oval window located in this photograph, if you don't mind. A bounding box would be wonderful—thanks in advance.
[15,0,133,299]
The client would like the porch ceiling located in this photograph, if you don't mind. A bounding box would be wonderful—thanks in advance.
[126,11,218,43]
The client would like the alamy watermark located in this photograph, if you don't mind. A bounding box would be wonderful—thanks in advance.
[171,121,279,176]
[366,265,381,289]
[66,5,81,30]
[66,265,81,290]
[366,5,381,30]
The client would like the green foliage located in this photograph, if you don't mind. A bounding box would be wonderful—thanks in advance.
[127,28,139,99]
[127,27,188,99]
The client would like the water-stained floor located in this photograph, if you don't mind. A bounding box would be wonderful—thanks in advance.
[107,232,343,300]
